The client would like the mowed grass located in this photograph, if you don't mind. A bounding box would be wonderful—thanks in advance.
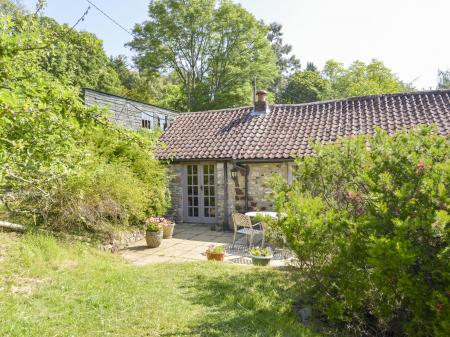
[0,232,318,337]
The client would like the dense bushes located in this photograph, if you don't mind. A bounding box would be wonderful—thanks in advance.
[271,127,449,336]
[0,8,169,237]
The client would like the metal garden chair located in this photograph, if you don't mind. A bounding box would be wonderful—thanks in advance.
[231,212,264,248]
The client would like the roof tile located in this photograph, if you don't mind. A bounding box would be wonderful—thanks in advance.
[156,90,450,161]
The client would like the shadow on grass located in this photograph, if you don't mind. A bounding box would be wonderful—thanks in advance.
[164,265,316,337]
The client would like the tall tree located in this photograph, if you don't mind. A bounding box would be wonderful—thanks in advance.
[323,59,413,99]
[37,17,122,94]
[266,22,301,100]
[437,69,450,89]
[267,22,301,77]
[128,0,277,111]
[280,70,329,104]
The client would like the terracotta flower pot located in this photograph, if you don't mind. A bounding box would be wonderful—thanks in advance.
[145,231,163,248]
[251,254,273,266]
[206,252,225,261]
[162,223,175,239]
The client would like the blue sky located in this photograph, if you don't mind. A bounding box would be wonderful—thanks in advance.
[22,0,450,89]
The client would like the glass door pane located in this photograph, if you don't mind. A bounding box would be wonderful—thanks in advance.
[187,165,199,218]
[203,164,216,218]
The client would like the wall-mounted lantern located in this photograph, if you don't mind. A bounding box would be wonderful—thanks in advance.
[230,167,238,180]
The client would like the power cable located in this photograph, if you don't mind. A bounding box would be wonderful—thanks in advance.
[71,5,91,29]
[86,0,133,36]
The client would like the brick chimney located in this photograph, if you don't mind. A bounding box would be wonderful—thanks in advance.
[253,90,269,115]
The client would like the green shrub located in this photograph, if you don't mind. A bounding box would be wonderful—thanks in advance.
[8,126,169,238]
[271,127,449,336]
[250,247,273,257]
[0,10,169,238]
[146,222,162,232]
[206,244,225,254]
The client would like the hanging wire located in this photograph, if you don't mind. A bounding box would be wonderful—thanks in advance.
[85,0,133,36]
[71,5,91,29]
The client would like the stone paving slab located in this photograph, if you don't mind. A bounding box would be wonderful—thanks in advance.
[120,223,293,267]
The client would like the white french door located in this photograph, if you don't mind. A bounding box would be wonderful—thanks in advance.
[183,163,217,223]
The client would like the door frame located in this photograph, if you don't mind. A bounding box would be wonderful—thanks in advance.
[182,162,218,224]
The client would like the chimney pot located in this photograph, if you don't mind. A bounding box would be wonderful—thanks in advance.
[256,90,267,102]
[253,89,268,114]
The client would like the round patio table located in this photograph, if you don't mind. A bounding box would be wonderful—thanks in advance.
[244,211,279,219]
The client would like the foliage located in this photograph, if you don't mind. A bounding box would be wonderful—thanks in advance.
[0,6,169,237]
[267,22,301,100]
[128,0,278,111]
[36,127,169,236]
[278,59,413,104]
[206,244,225,254]
[281,70,329,104]
[250,246,272,257]
[0,232,318,336]
[35,17,123,93]
[437,69,450,89]
[0,11,95,213]
[267,22,301,77]
[322,59,413,99]
[146,221,162,232]
[271,127,449,336]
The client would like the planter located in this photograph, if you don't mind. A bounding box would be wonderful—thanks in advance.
[251,254,273,266]
[206,252,225,261]
[145,231,163,248]
[162,223,175,239]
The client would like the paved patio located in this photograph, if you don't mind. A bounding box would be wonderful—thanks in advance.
[120,223,292,267]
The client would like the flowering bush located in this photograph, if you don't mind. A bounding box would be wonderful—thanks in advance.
[271,127,449,336]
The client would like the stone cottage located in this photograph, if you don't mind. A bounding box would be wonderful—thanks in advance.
[155,90,450,228]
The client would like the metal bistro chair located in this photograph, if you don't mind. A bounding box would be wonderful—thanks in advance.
[231,212,264,249]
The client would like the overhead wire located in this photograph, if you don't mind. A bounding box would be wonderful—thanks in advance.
[71,5,91,29]
[85,0,133,36]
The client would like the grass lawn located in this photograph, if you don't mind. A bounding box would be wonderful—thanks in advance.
[0,232,319,337]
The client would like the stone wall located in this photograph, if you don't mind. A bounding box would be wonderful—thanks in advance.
[167,163,184,223]
[226,162,290,228]
[83,88,178,131]
[167,161,292,228]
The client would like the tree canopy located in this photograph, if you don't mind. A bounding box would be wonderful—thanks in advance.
[279,59,414,104]
[437,69,450,89]
[128,0,278,111]
[1,3,169,236]
[281,70,328,104]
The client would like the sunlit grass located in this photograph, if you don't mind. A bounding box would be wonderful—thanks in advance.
[0,232,319,337]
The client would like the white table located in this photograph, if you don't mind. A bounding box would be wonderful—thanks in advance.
[245,211,279,219]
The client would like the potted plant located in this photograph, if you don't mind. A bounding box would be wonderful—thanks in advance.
[146,217,176,239]
[205,244,225,261]
[145,222,163,248]
[161,219,175,239]
[250,247,273,266]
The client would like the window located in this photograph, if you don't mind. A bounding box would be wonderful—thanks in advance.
[141,112,153,129]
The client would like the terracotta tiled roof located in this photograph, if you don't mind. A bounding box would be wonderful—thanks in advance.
[156,90,450,161]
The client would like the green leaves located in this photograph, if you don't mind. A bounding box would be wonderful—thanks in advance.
[128,0,278,111]
[0,9,168,235]
[271,127,450,336]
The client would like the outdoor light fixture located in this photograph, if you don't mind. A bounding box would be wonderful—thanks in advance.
[230,167,238,180]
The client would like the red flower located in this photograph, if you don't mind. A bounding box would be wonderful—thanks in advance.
[435,303,442,314]
[415,162,432,174]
